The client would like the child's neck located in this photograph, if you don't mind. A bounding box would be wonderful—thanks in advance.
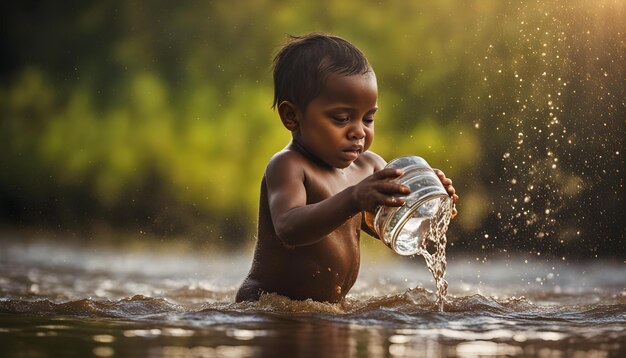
[289,140,335,170]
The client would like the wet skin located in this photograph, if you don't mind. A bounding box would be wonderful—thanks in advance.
[236,72,457,303]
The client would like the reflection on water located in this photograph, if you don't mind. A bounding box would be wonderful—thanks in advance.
[0,240,624,357]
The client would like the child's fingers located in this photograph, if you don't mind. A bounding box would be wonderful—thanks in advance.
[376,181,410,195]
[382,195,405,207]
[373,168,404,180]
[434,169,452,185]
[436,170,450,181]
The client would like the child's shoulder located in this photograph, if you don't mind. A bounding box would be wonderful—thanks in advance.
[356,150,386,171]
[265,147,308,177]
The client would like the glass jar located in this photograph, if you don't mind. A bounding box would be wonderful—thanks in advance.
[366,156,453,256]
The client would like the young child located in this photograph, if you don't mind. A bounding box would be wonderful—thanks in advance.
[236,33,458,303]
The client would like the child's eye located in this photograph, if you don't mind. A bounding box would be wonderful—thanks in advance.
[332,116,350,124]
[364,116,375,125]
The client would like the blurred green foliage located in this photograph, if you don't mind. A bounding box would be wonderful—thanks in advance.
[0,1,623,256]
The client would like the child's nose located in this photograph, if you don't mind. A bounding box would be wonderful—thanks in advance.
[348,123,366,140]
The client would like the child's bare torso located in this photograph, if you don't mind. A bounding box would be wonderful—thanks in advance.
[236,149,380,303]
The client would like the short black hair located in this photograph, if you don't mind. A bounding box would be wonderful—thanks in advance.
[272,33,372,111]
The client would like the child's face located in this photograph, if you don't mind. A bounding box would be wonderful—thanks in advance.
[295,72,378,169]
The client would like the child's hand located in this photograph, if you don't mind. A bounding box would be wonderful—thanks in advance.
[434,169,459,218]
[351,169,411,213]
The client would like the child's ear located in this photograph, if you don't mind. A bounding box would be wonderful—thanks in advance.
[278,101,300,131]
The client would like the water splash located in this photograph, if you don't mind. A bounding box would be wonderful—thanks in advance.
[476,1,624,257]
[416,197,454,311]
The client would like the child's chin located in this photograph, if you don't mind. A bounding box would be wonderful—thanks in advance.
[342,151,360,162]
[336,160,355,169]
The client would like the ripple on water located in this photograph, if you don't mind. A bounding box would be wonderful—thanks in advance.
[0,295,181,319]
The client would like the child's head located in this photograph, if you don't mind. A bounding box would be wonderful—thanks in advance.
[272,33,372,112]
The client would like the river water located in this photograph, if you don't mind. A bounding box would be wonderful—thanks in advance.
[0,240,624,357]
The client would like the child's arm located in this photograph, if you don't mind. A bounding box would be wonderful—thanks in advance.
[265,153,409,247]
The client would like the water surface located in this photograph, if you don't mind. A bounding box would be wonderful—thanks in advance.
[1,240,624,357]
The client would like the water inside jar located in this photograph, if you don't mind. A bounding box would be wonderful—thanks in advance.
[392,196,443,255]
